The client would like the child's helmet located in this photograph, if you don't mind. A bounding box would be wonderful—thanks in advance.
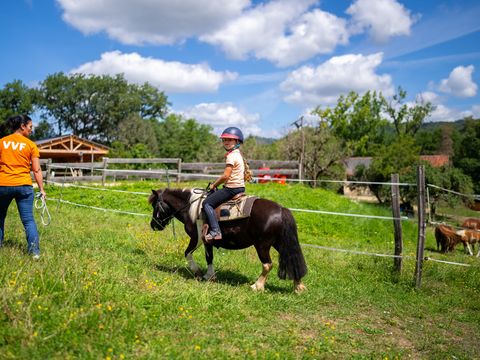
[220,127,244,143]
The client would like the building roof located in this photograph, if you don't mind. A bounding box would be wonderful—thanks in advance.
[35,134,109,159]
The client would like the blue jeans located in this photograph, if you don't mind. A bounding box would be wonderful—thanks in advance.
[203,187,245,234]
[0,185,40,255]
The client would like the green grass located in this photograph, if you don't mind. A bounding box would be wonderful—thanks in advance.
[1,181,479,359]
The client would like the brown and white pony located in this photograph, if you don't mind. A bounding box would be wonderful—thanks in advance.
[148,188,308,293]
[457,218,480,256]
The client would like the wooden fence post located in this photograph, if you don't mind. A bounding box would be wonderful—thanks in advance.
[101,157,109,186]
[391,173,403,278]
[45,158,52,184]
[176,159,182,184]
[414,165,426,288]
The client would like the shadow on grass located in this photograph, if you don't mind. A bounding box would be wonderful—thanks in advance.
[0,239,26,252]
[153,263,291,293]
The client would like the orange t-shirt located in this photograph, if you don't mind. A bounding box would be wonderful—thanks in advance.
[0,133,40,186]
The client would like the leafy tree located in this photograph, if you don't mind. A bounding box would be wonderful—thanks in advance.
[384,87,434,137]
[242,136,282,160]
[153,114,220,162]
[115,114,158,155]
[453,117,480,193]
[312,91,389,156]
[281,123,347,188]
[36,73,169,143]
[31,119,56,140]
[0,80,37,136]
[415,127,442,154]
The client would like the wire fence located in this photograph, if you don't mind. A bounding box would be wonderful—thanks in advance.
[39,171,479,271]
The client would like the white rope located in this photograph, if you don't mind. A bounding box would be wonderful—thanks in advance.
[301,243,406,258]
[47,180,149,195]
[290,208,408,221]
[302,243,473,267]
[423,257,472,267]
[34,194,51,226]
[427,183,480,199]
[47,198,149,217]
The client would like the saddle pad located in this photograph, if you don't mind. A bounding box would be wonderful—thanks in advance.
[215,195,258,222]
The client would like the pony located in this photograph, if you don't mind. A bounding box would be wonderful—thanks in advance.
[435,224,464,253]
[461,218,480,230]
[148,188,307,293]
[456,218,480,256]
[456,229,480,256]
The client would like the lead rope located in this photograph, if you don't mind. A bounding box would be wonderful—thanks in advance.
[34,194,51,226]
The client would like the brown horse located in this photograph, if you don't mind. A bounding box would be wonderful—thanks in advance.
[462,218,480,230]
[149,188,307,293]
[435,224,464,253]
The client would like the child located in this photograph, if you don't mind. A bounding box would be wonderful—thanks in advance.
[203,127,246,242]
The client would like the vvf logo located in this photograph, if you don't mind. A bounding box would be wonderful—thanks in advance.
[3,141,27,151]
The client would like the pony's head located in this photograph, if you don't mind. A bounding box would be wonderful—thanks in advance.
[149,189,174,231]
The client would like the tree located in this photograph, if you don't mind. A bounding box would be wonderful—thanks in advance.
[36,73,169,143]
[453,117,480,193]
[384,87,434,137]
[0,80,37,136]
[153,114,220,162]
[363,136,421,203]
[114,114,158,155]
[313,91,389,156]
[281,122,347,188]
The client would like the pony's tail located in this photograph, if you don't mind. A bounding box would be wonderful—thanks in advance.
[276,208,307,280]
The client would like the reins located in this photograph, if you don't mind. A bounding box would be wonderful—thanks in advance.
[34,194,51,226]
[151,188,206,227]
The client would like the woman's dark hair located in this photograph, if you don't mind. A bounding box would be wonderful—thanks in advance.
[2,114,32,134]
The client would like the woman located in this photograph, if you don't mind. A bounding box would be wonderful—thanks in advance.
[0,114,46,258]
[203,127,246,242]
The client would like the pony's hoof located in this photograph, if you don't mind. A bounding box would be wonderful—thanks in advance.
[294,283,307,294]
[203,273,216,282]
[250,283,265,292]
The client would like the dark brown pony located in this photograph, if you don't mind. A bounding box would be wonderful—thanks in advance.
[148,188,307,292]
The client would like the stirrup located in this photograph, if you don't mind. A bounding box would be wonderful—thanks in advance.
[204,232,222,242]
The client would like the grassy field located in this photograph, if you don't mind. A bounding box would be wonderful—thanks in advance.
[1,181,479,359]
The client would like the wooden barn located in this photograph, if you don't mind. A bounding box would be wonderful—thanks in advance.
[35,135,109,163]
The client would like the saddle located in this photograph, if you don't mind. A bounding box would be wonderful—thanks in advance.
[199,194,258,244]
[213,193,258,222]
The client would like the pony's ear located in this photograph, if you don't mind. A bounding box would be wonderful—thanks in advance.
[148,190,159,204]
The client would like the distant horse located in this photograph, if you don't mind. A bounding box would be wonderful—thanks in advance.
[461,218,480,230]
[435,224,464,253]
[458,218,480,256]
[149,188,307,293]
[456,229,480,256]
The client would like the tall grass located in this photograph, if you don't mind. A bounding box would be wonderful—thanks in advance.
[1,181,479,359]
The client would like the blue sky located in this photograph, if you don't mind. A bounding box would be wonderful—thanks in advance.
[1,0,479,138]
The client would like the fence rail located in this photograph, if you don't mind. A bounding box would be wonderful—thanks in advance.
[39,157,301,185]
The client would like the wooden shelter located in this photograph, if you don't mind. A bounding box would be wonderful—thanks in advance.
[35,135,109,163]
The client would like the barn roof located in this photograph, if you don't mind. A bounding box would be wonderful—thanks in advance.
[35,134,109,160]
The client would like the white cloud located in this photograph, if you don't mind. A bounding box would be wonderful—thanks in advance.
[472,105,480,118]
[201,0,349,67]
[416,91,440,104]
[439,65,477,97]
[280,52,394,106]
[70,51,237,93]
[181,103,262,136]
[57,0,249,45]
[346,0,417,42]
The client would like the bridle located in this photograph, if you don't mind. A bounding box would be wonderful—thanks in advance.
[151,188,206,228]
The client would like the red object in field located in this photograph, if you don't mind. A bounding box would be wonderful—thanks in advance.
[274,174,287,185]
[258,167,271,183]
